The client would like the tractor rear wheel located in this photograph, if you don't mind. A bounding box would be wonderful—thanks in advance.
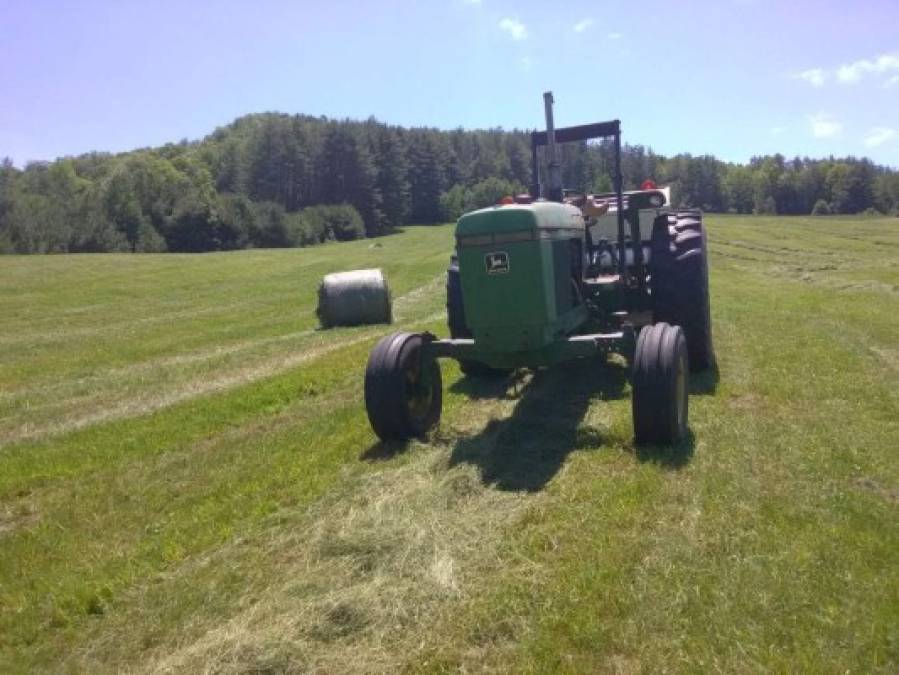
[650,210,715,371]
[364,332,442,441]
[632,322,689,445]
[446,257,511,377]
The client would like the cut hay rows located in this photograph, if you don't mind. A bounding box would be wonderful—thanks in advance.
[144,442,532,674]
[1,220,896,673]
[0,277,445,448]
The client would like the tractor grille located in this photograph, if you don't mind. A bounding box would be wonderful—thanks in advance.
[552,240,572,315]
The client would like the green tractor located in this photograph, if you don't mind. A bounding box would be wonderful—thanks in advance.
[365,92,714,445]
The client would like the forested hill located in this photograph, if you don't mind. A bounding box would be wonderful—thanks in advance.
[2,111,898,254]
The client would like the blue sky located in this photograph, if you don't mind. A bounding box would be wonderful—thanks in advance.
[2,0,898,167]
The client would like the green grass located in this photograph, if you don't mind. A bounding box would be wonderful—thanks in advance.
[0,216,896,673]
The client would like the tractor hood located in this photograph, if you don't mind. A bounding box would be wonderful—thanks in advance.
[455,201,584,242]
[453,200,589,357]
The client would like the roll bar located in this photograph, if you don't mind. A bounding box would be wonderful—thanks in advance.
[530,92,628,282]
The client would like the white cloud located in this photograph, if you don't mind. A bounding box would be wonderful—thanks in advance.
[573,18,593,33]
[607,32,622,40]
[864,127,897,148]
[836,52,899,83]
[808,113,842,138]
[795,68,827,87]
[463,0,482,4]
[499,17,527,40]
[793,53,899,88]
[520,56,532,72]
[770,126,786,136]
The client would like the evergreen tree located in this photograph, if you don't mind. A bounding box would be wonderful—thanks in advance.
[0,158,20,252]
[215,137,249,195]
[507,135,531,188]
[317,123,383,235]
[826,164,853,213]
[406,132,446,223]
[371,125,410,232]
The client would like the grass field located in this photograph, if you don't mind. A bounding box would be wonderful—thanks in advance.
[1,215,897,673]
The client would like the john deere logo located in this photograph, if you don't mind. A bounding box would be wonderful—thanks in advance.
[485,251,510,274]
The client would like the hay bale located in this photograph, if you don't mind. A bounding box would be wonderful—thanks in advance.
[317,268,392,328]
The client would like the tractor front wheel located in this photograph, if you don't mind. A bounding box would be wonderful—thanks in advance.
[632,322,689,445]
[364,332,442,441]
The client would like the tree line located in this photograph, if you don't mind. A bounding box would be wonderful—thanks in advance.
[2,112,897,254]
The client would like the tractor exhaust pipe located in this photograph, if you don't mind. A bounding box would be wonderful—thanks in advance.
[543,92,563,202]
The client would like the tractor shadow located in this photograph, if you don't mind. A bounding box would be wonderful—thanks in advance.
[360,370,534,463]
[634,430,695,470]
[447,368,530,400]
[362,359,704,475]
[448,359,628,492]
[361,439,410,462]
[690,361,720,396]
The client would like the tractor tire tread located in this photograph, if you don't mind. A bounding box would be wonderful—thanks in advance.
[650,211,715,371]
[364,332,442,441]
[632,322,689,445]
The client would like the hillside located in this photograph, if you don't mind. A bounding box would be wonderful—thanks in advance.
[2,113,899,255]
[1,215,896,672]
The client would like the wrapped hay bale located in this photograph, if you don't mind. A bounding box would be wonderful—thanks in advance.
[317,268,392,328]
